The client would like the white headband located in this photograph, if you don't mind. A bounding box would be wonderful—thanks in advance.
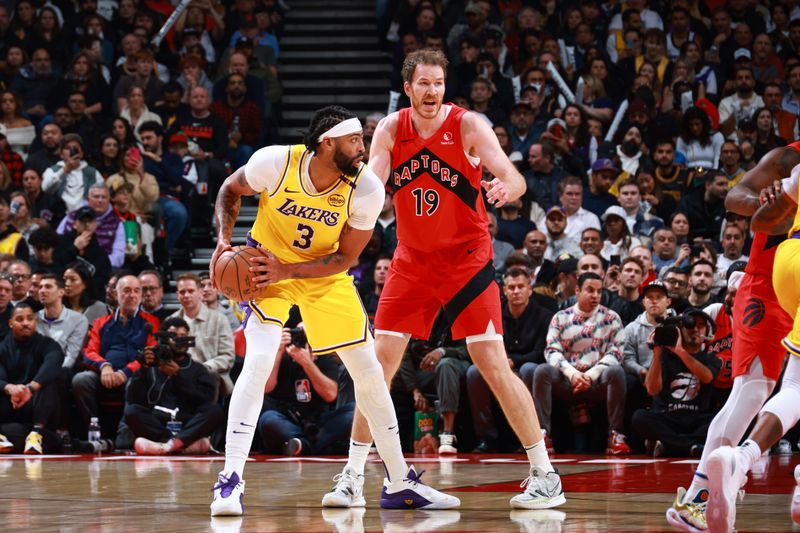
[317,118,362,142]
[728,270,745,291]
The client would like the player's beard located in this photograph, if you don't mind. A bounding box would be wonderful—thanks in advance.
[333,147,362,176]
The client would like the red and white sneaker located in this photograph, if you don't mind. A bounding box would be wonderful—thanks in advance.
[606,431,631,455]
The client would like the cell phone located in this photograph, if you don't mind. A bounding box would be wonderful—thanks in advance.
[690,245,703,258]
[551,124,563,139]
[610,254,621,266]
[625,39,634,49]
[69,146,79,157]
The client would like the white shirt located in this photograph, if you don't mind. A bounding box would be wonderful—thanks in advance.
[245,145,385,231]
[718,94,764,140]
[42,161,104,212]
[608,9,663,32]
[565,207,601,239]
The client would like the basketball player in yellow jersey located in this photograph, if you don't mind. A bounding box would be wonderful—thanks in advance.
[208,106,458,516]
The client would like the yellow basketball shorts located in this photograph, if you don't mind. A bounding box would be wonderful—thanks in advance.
[773,238,800,357]
[246,273,370,355]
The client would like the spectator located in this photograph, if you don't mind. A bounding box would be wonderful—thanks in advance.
[719,141,746,187]
[677,107,725,172]
[138,270,170,322]
[600,206,641,262]
[559,176,601,239]
[522,230,556,286]
[584,159,619,218]
[609,257,644,326]
[113,49,163,113]
[72,274,158,436]
[580,227,604,257]
[716,225,749,279]
[553,256,578,307]
[106,146,160,217]
[543,206,580,261]
[662,266,691,314]
[0,195,28,260]
[652,228,688,274]
[781,64,800,117]
[170,273,235,399]
[616,178,664,247]
[0,303,64,454]
[488,212,514,272]
[687,260,715,308]
[0,128,22,188]
[138,122,189,252]
[126,316,223,455]
[42,134,104,214]
[107,181,155,274]
[36,273,88,371]
[678,170,728,243]
[9,48,58,122]
[25,123,63,176]
[58,183,125,269]
[209,73,262,169]
[65,92,104,151]
[56,202,113,281]
[119,85,162,143]
[508,101,541,159]
[153,82,190,128]
[27,227,62,275]
[762,81,797,143]
[752,107,787,161]
[198,272,240,332]
[623,279,671,422]
[176,54,214,104]
[7,259,38,310]
[359,256,391,323]
[633,310,720,457]
[614,124,645,176]
[524,141,566,212]
[62,261,111,324]
[257,325,351,456]
[718,67,763,139]
[669,211,691,245]
[496,198,535,249]
[468,267,553,452]
[534,272,629,454]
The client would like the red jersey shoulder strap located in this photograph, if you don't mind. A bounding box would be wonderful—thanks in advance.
[789,140,800,152]
[395,107,414,142]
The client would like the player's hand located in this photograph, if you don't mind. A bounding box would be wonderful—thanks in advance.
[420,348,442,371]
[481,178,511,207]
[758,179,784,206]
[209,240,233,289]
[249,250,289,287]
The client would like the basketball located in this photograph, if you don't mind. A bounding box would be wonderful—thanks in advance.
[213,245,267,302]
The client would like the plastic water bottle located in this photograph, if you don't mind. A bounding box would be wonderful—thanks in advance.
[88,417,101,442]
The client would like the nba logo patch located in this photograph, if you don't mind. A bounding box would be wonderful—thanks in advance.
[441,132,454,145]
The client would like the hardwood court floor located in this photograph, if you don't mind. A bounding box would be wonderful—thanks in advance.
[0,452,797,532]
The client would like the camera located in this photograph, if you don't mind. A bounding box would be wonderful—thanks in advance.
[136,332,196,366]
[652,310,716,348]
[289,327,307,348]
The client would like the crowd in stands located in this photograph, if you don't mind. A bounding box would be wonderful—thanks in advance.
[3,0,800,459]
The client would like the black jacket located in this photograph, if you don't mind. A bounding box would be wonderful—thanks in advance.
[0,332,64,390]
[127,356,217,415]
[503,301,554,368]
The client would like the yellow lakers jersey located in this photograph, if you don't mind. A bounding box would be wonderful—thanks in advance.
[250,144,364,264]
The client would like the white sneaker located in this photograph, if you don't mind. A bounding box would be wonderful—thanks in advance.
[322,508,366,533]
[792,464,800,525]
[706,446,747,533]
[380,466,460,509]
[438,433,457,455]
[0,433,12,453]
[134,437,169,456]
[210,470,246,516]
[510,466,566,509]
[321,466,366,507]
[509,509,567,533]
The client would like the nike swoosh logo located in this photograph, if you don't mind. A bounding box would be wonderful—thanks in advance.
[232,430,249,434]
[239,422,255,427]
[284,187,299,193]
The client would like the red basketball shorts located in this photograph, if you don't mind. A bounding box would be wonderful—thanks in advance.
[731,273,792,381]
[374,236,502,341]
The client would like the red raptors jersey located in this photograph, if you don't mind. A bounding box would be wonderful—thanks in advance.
[745,231,786,277]
[389,105,489,252]
[708,308,733,390]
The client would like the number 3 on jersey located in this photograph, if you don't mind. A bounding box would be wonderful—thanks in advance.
[412,188,439,216]
[293,223,314,249]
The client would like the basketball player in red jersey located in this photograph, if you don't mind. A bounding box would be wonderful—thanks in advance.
[666,144,799,533]
[320,49,565,510]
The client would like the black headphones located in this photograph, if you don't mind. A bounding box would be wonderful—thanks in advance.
[682,308,717,341]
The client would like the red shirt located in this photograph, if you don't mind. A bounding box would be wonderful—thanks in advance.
[389,105,488,252]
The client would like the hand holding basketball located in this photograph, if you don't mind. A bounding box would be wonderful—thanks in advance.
[213,245,268,301]
[249,251,290,287]
[209,240,233,289]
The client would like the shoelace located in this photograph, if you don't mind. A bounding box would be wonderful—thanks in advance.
[519,469,541,489]
[332,471,360,492]
[404,469,426,487]
[211,474,241,496]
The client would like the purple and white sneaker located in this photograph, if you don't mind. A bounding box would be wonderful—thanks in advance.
[380,466,460,510]
[210,470,246,516]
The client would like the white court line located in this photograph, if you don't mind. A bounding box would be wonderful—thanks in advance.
[266,457,349,462]
[0,455,82,459]
[670,459,701,464]
[581,458,670,464]
[96,456,250,461]
[479,458,575,463]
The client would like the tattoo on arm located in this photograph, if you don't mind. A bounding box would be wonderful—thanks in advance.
[215,181,241,242]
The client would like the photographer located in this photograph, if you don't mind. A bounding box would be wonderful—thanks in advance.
[126,317,222,455]
[257,325,351,456]
[632,309,721,457]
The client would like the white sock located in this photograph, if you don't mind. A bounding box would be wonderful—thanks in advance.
[684,471,709,503]
[524,439,554,473]
[339,340,408,483]
[223,320,282,476]
[345,439,371,476]
[738,439,762,474]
